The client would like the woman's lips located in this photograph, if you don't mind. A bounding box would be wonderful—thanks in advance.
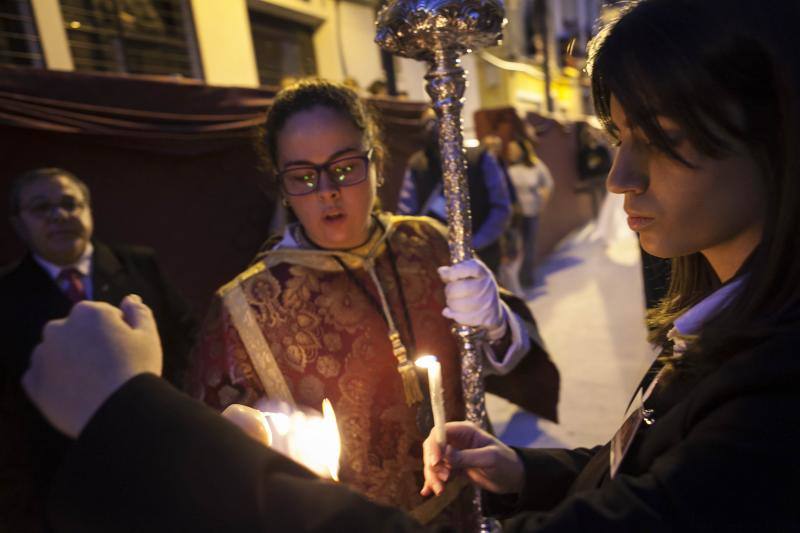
[627,215,654,231]
[322,212,345,224]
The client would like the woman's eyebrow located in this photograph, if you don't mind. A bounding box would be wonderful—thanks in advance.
[282,147,361,167]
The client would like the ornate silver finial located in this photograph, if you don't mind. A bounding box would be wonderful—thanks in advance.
[375,0,504,62]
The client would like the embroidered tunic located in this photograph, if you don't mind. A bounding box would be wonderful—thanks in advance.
[189,214,478,526]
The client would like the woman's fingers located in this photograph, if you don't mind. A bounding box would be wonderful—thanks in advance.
[444,421,496,449]
[446,446,498,470]
[222,404,272,446]
[438,258,489,283]
[422,460,449,496]
[443,276,487,300]
[421,422,503,497]
[422,431,446,496]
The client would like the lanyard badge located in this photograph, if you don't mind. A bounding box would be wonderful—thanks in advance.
[610,369,662,478]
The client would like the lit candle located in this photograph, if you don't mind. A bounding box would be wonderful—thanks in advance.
[321,398,341,481]
[258,399,341,481]
[416,355,446,447]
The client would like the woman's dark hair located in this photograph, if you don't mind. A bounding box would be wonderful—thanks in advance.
[509,136,537,168]
[588,0,800,372]
[259,79,386,185]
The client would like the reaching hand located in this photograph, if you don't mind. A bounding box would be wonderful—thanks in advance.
[421,421,524,497]
[22,295,163,438]
[438,258,507,341]
[222,404,272,446]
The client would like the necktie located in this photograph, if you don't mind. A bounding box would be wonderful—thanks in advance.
[57,268,87,303]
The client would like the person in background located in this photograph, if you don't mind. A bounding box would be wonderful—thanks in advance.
[505,138,554,290]
[482,134,517,208]
[397,109,512,273]
[481,134,525,296]
[0,167,196,532]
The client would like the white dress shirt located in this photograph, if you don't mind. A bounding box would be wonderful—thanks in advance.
[33,242,95,300]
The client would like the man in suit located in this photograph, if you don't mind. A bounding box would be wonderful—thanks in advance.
[0,167,196,531]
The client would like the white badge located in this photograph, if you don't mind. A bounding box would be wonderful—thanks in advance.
[610,369,662,478]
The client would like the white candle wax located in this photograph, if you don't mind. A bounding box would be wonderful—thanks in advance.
[416,355,446,447]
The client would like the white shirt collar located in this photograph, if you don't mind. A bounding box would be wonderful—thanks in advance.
[673,277,745,336]
[667,276,745,355]
[33,242,94,280]
[274,225,300,250]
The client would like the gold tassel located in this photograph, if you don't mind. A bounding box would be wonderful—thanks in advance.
[390,331,423,405]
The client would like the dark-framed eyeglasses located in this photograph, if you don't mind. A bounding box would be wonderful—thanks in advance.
[21,197,87,219]
[278,150,373,197]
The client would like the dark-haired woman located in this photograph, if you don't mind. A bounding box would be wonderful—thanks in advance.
[419,0,800,530]
[187,79,558,529]
[505,138,553,290]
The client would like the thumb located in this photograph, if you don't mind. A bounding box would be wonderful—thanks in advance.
[437,265,452,283]
[120,294,157,334]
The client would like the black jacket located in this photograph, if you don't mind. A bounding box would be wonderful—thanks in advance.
[46,331,800,532]
[0,242,196,532]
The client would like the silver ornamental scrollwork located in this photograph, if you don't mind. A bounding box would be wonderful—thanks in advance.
[376,2,505,531]
[375,0,504,61]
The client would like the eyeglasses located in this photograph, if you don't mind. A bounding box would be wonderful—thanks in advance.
[278,150,372,197]
[21,197,86,219]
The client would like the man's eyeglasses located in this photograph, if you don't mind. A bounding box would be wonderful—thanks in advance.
[21,197,86,219]
[278,150,372,197]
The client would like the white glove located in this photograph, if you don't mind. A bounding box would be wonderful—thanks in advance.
[438,258,507,341]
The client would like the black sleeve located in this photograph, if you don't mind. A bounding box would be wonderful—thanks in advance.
[50,372,799,531]
[484,446,601,518]
[500,392,800,532]
[47,374,439,533]
[485,290,560,422]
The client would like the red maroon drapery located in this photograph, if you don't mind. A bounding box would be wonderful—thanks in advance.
[0,67,427,316]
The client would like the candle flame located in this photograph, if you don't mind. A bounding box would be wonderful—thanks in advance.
[415,354,439,369]
[259,400,341,481]
[322,398,340,482]
[265,411,291,437]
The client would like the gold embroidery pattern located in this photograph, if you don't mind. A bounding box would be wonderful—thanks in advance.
[209,215,467,514]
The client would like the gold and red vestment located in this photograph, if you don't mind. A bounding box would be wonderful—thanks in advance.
[188,213,557,527]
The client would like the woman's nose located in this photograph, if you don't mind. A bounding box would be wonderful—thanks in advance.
[606,143,647,196]
[316,172,341,198]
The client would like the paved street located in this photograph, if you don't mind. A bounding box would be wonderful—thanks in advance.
[488,202,656,449]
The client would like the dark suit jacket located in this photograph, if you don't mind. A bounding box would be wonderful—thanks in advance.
[0,242,196,532]
[45,332,800,532]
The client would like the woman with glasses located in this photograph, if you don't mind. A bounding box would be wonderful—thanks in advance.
[187,79,558,528]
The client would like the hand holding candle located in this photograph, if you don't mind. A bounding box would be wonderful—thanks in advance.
[416,355,446,448]
[222,399,340,481]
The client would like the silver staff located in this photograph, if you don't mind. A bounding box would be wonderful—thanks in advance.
[376,1,505,530]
